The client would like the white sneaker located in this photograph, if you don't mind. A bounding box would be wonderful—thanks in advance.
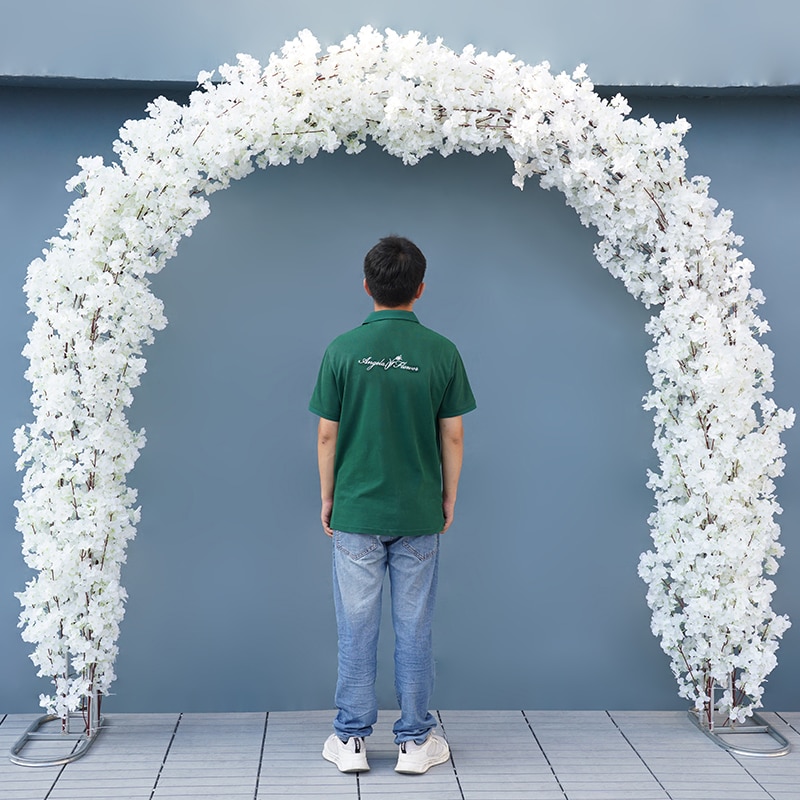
[322,734,370,772]
[395,733,450,774]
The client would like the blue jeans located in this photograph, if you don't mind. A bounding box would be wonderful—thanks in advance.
[332,530,440,744]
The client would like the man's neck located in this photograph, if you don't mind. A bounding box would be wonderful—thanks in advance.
[373,303,415,312]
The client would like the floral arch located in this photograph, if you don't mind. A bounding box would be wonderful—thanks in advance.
[14,27,793,725]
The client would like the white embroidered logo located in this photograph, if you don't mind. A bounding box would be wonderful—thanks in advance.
[358,355,420,372]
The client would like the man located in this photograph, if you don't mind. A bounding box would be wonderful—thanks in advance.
[309,235,476,775]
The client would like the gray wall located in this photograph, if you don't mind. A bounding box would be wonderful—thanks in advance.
[1,82,798,714]
[2,0,800,87]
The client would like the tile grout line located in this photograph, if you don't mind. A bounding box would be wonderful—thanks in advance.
[43,735,83,800]
[521,710,569,800]
[436,710,465,800]
[148,712,182,800]
[727,723,779,800]
[727,751,778,800]
[775,710,800,739]
[43,761,70,800]
[252,711,268,800]
[605,710,674,800]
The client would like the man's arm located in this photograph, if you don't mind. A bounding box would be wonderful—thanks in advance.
[439,415,464,533]
[317,418,339,537]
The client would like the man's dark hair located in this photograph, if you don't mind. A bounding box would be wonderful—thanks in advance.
[363,236,427,307]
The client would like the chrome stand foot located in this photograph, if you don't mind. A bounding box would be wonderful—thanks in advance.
[688,710,791,757]
[9,706,104,767]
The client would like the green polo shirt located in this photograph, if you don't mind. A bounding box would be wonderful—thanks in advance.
[309,310,476,536]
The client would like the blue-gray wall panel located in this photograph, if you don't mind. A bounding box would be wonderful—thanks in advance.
[1,85,798,714]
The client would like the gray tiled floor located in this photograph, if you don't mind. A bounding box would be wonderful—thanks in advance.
[2,710,799,800]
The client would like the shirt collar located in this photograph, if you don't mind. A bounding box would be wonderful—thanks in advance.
[362,310,420,325]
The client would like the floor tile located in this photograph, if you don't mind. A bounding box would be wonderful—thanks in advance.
[3,709,800,799]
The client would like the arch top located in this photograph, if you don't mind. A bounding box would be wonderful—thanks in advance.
[14,27,792,724]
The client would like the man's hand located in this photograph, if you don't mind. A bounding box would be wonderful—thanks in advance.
[441,498,456,533]
[321,498,334,537]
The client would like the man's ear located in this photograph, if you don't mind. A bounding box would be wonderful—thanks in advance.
[363,278,373,297]
[415,282,426,300]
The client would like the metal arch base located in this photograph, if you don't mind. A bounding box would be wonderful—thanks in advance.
[688,709,791,757]
[9,711,104,767]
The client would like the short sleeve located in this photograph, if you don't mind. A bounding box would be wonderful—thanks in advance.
[309,349,342,421]
[438,349,477,418]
